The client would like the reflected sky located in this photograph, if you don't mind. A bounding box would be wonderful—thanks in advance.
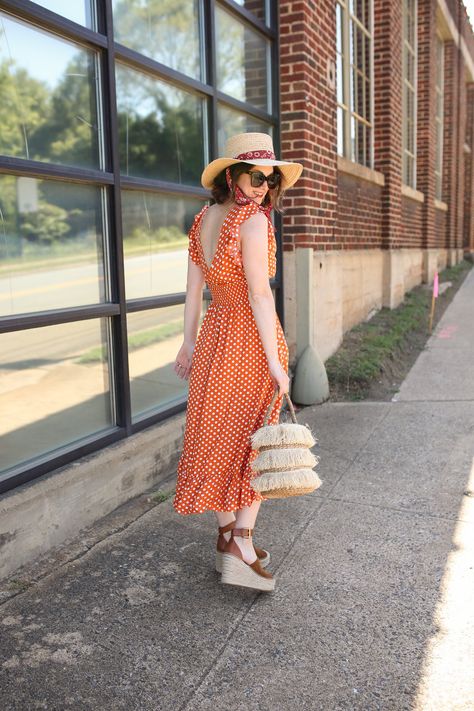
[0,13,79,86]
[31,0,94,28]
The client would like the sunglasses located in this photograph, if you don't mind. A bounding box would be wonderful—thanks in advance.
[245,170,281,189]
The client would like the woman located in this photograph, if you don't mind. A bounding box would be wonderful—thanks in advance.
[173,133,303,592]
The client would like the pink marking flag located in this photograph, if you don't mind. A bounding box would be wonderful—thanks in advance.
[433,271,439,298]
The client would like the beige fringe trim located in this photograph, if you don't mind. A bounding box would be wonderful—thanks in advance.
[250,469,322,498]
[250,422,316,449]
[251,447,319,473]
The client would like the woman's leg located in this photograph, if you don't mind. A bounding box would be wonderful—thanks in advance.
[215,510,235,543]
[233,500,262,563]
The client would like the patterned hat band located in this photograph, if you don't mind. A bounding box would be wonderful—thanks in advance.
[235,150,276,161]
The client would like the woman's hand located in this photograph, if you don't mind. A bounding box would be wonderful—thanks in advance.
[174,341,194,380]
[268,359,290,396]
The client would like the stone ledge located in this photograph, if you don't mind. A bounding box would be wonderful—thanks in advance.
[0,411,185,582]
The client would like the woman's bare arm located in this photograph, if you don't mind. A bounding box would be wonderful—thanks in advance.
[174,256,205,380]
[183,257,205,345]
[240,212,289,394]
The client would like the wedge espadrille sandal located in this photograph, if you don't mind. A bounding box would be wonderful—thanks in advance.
[220,528,275,592]
[216,521,270,573]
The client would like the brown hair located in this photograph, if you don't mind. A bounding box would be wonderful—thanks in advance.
[210,162,284,212]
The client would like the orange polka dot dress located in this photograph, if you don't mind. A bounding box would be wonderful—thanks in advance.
[173,202,289,515]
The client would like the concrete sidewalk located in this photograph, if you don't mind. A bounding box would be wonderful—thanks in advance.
[1,268,473,711]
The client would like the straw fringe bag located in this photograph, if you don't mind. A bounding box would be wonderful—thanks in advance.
[249,389,322,499]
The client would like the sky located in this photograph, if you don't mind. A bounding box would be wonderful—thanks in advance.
[465,1,474,27]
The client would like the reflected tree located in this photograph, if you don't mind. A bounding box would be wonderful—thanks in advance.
[116,65,204,184]
[0,59,49,160]
[31,52,100,169]
[112,0,201,79]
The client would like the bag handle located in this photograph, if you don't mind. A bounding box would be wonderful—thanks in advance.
[263,388,297,426]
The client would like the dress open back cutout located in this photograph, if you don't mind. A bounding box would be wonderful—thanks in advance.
[173,202,289,515]
[198,208,231,271]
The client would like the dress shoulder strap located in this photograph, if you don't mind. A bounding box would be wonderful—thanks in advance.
[188,204,210,267]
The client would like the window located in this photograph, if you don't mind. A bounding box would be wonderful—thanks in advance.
[112,0,202,81]
[0,12,103,169]
[434,32,444,201]
[336,0,373,168]
[402,0,417,188]
[0,0,279,493]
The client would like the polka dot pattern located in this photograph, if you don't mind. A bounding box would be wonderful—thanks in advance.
[173,202,289,515]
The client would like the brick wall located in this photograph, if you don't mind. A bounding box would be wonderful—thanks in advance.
[335,173,383,250]
[465,83,474,250]
[417,0,437,248]
[279,0,474,255]
[278,0,338,252]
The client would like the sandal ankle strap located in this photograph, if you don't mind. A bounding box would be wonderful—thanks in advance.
[232,527,253,538]
[218,521,236,535]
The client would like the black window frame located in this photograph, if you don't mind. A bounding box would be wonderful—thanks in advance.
[0,0,282,494]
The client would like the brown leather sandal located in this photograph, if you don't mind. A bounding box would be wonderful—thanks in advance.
[220,527,275,592]
[216,521,270,573]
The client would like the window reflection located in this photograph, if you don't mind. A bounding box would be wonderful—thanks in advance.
[217,106,271,153]
[232,0,267,24]
[127,304,205,419]
[112,0,202,81]
[122,191,205,300]
[29,1,96,29]
[0,319,113,474]
[0,176,107,316]
[116,64,206,184]
[215,7,270,111]
[0,13,102,169]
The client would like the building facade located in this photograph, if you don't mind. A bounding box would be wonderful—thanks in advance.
[279,0,474,363]
[0,0,473,575]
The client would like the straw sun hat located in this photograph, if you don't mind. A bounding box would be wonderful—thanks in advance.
[201,132,303,190]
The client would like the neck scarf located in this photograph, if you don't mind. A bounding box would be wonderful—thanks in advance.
[225,167,272,219]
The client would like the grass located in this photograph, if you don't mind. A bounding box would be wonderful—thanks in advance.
[76,319,184,364]
[325,259,472,400]
[8,578,32,592]
[148,489,175,504]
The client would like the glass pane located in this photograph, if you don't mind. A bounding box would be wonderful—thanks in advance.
[217,105,271,153]
[363,76,370,120]
[363,32,370,77]
[112,0,202,81]
[0,319,113,474]
[350,115,357,162]
[351,21,362,71]
[436,37,443,86]
[232,0,267,25]
[115,64,206,185]
[0,176,107,316]
[30,1,96,29]
[122,192,206,300]
[350,66,355,113]
[215,6,270,112]
[337,105,345,155]
[336,53,344,104]
[0,13,102,169]
[408,3,416,47]
[336,3,343,55]
[350,0,367,26]
[352,68,362,116]
[128,304,205,419]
